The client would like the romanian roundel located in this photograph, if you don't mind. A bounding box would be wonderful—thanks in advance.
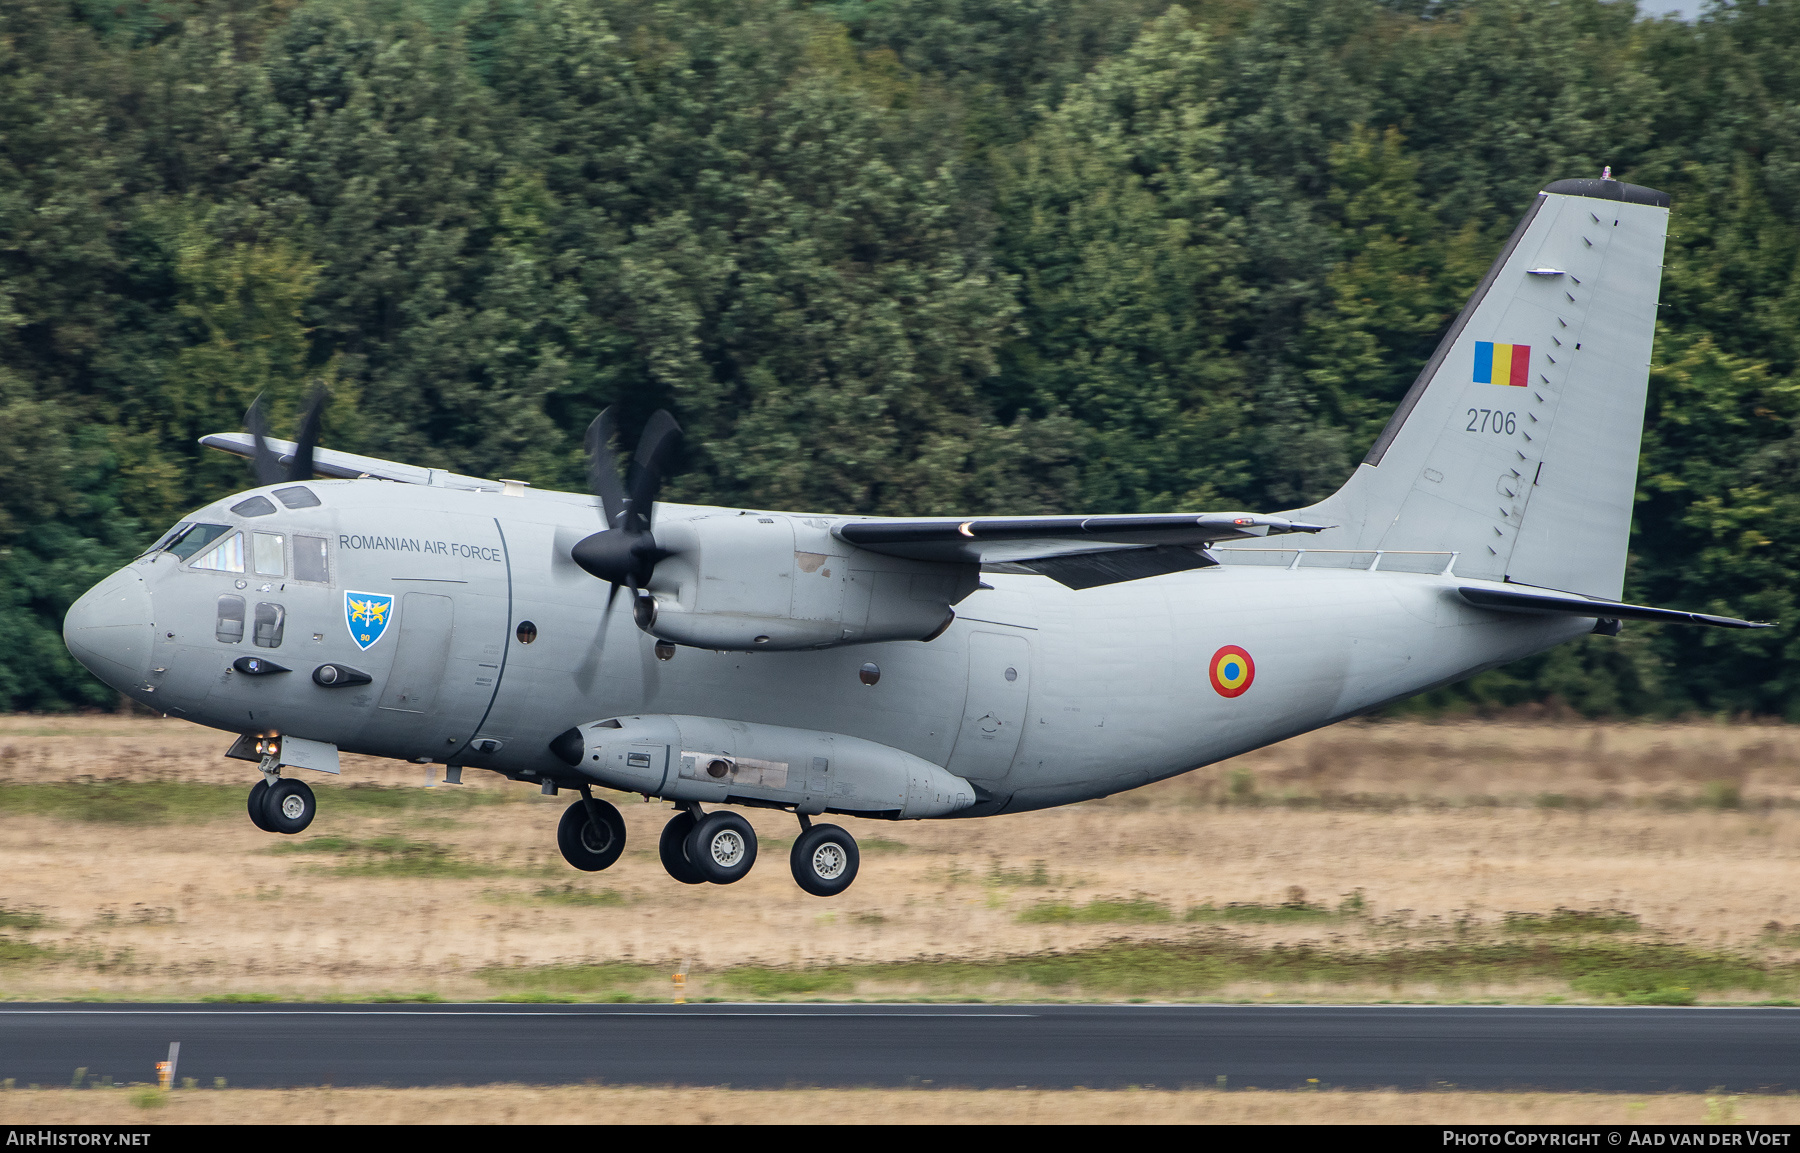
[1209,645,1255,698]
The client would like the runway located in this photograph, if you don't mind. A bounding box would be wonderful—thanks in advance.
[2,1003,1796,1092]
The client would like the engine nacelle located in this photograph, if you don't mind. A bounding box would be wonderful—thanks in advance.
[551,714,977,819]
[641,513,978,651]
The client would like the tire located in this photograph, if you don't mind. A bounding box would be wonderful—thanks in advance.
[685,811,757,885]
[658,810,707,885]
[263,778,316,835]
[557,798,626,872]
[790,824,859,897]
[246,780,275,833]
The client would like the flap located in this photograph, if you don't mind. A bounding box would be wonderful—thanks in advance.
[835,513,1327,564]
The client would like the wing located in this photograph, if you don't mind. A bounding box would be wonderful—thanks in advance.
[1458,586,1768,629]
[200,432,503,492]
[836,512,1328,588]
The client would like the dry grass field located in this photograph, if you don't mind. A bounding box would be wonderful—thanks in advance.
[0,1085,1788,1125]
[2,713,1800,1003]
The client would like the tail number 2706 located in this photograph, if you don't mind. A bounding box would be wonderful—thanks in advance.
[1467,409,1517,435]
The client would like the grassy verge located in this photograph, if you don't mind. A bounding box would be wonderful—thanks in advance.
[475,936,1789,1005]
[1019,898,1174,924]
[0,936,56,967]
[267,834,506,878]
[0,781,513,825]
[0,906,48,930]
[1504,908,1641,934]
[476,963,659,1000]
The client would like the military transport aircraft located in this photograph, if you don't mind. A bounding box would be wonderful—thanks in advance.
[63,175,1762,896]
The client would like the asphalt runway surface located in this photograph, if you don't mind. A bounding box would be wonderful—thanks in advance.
[4,1003,1798,1092]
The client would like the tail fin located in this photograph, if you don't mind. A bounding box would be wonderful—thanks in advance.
[1292,177,1670,600]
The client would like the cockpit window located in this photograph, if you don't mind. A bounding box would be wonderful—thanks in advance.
[165,523,231,562]
[140,522,191,559]
[274,486,321,509]
[189,532,245,573]
[293,535,329,583]
[231,496,277,517]
[253,532,285,577]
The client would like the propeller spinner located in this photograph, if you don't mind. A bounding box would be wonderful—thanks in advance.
[572,408,683,624]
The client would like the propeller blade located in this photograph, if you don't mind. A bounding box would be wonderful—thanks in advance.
[244,395,284,487]
[571,408,681,622]
[287,384,327,483]
[585,408,628,529]
[623,409,682,534]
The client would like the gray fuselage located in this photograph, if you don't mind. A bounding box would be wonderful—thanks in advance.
[73,476,1585,816]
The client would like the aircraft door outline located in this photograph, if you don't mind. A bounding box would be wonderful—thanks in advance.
[946,630,1032,782]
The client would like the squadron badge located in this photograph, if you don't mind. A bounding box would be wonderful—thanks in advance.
[345,591,395,651]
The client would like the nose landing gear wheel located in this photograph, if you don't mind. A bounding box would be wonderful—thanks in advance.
[659,810,707,885]
[557,797,626,871]
[262,778,316,835]
[791,824,859,897]
[246,780,275,832]
[685,811,757,885]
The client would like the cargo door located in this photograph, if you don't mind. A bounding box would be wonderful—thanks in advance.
[946,631,1031,782]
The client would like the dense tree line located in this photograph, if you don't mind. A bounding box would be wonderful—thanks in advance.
[3,0,1798,717]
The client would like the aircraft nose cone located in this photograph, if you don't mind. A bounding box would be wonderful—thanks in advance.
[63,569,153,690]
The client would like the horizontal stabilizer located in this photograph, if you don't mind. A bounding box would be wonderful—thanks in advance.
[1458,586,1767,629]
[836,513,1326,565]
[200,432,502,492]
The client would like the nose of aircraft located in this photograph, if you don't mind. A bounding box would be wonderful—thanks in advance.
[63,568,153,691]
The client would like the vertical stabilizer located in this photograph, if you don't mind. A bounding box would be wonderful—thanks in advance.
[1291,178,1670,600]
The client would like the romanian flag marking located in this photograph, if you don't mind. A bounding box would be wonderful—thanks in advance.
[1474,341,1530,387]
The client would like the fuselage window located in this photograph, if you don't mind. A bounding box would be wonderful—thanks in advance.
[253,602,286,648]
[253,532,286,577]
[232,496,277,517]
[274,486,321,509]
[216,595,246,643]
[189,532,245,573]
[516,621,538,644]
[293,535,329,583]
[166,523,230,562]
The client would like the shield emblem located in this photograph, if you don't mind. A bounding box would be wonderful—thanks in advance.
[344,591,395,651]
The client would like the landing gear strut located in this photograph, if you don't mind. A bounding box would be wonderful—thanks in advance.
[790,816,859,897]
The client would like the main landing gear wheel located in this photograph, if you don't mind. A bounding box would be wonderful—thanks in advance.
[558,797,626,871]
[659,810,707,885]
[246,780,275,832]
[686,811,757,885]
[791,824,859,897]
[263,778,316,835]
